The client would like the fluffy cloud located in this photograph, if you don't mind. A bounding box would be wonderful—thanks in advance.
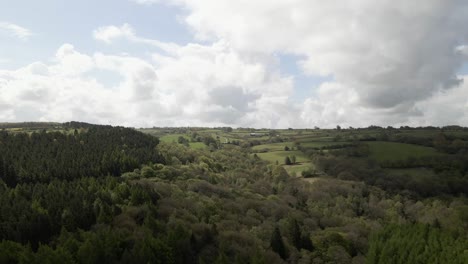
[153,41,294,127]
[410,75,468,126]
[0,22,32,40]
[4,0,468,128]
[457,45,468,57]
[136,0,468,127]
[0,40,294,127]
[0,46,118,124]
[299,83,422,128]
[93,24,135,44]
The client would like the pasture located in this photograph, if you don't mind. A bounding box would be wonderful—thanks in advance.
[255,150,309,165]
[366,141,438,162]
[159,134,189,143]
[283,163,314,177]
[252,142,294,152]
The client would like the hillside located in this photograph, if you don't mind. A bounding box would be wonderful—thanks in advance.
[0,124,467,263]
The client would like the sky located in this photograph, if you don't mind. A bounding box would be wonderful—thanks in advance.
[0,0,468,128]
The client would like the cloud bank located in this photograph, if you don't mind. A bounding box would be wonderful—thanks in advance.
[174,0,468,108]
[1,1,468,128]
[0,40,294,128]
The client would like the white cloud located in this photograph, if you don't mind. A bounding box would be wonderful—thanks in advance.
[0,40,295,127]
[298,82,425,128]
[4,0,468,128]
[410,75,468,126]
[93,24,134,44]
[149,40,294,127]
[0,22,32,40]
[457,45,468,58]
[93,23,179,53]
[52,44,94,76]
[160,0,468,124]
[0,47,118,124]
[94,53,159,102]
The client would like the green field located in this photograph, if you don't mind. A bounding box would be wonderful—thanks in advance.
[160,134,208,149]
[250,133,348,176]
[283,163,314,177]
[159,134,189,143]
[189,142,207,149]
[255,149,312,177]
[252,141,349,152]
[299,141,350,148]
[295,136,334,142]
[367,141,438,162]
[252,142,294,152]
[255,150,309,165]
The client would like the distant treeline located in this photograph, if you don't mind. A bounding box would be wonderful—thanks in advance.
[315,153,468,197]
[348,125,468,131]
[0,122,61,129]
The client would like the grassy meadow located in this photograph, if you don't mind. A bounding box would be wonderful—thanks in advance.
[255,150,309,165]
[366,141,438,162]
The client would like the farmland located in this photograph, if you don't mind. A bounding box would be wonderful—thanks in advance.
[137,126,468,180]
[367,141,439,162]
[0,123,468,263]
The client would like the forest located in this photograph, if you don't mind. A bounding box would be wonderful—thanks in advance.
[0,122,467,263]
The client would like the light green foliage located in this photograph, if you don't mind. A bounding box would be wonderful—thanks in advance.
[189,142,207,149]
[159,133,188,143]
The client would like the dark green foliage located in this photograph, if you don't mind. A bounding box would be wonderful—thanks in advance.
[315,154,468,197]
[0,123,161,185]
[270,227,287,260]
[367,224,468,264]
[0,177,142,247]
[0,122,60,130]
[0,240,32,263]
[288,219,301,250]
[177,136,190,147]
[291,155,296,164]
[301,169,315,178]
[300,235,314,251]
[0,124,468,263]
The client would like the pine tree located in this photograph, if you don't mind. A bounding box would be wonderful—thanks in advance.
[270,227,287,260]
[288,219,301,250]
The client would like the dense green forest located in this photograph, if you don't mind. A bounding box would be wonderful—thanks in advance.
[0,122,161,185]
[0,123,467,263]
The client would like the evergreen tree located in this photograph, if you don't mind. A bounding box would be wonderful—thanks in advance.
[270,227,287,260]
[288,218,301,250]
